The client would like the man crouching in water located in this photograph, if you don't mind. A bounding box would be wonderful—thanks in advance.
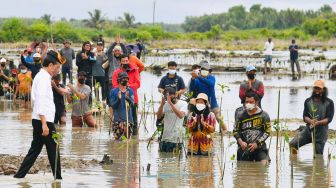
[233,92,271,165]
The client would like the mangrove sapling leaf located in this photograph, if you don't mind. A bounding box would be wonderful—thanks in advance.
[52,132,62,181]
[310,103,318,159]
[230,154,236,161]
[121,135,127,142]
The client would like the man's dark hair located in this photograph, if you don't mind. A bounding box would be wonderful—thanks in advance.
[191,64,200,70]
[167,61,177,67]
[245,91,260,102]
[164,87,176,95]
[119,54,128,60]
[78,71,87,77]
[292,39,296,44]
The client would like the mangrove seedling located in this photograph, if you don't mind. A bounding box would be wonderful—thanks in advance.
[52,132,62,181]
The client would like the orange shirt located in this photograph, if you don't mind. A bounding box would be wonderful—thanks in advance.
[129,55,144,73]
[18,71,32,95]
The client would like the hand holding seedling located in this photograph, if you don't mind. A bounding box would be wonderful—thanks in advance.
[238,139,248,151]
[248,142,258,152]
[310,119,319,129]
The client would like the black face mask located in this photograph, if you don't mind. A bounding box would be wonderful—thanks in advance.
[313,92,322,98]
[78,78,85,84]
[247,73,255,80]
[1,64,5,67]
[122,64,130,72]
[121,80,128,86]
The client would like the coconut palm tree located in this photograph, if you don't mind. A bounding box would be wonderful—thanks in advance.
[84,9,106,29]
[118,12,136,28]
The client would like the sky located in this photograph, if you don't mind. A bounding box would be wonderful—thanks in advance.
[1,0,336,23]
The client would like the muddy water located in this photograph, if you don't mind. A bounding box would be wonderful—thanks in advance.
[0,71,336,187]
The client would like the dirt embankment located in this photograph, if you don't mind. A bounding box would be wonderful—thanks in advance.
[0,154,100,176]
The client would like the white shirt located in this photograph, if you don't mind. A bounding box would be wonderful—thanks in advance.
[161,100,188,143]
[31,69,55,122]
[264,41,274,55]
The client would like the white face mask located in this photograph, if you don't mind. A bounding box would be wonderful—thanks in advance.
[21,69,27,74]
[245,103,256,111]
[196,103,206,111]
[168,69,176,75]
[201,70,209,77]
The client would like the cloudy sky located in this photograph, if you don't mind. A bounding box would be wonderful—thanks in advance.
[1,0,336,23]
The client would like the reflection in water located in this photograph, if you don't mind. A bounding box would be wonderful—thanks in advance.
[233,162,270,188]
[294,156,330,187]
[185,156,214,187]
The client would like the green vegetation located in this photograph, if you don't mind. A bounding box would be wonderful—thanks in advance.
[0,4,335,48]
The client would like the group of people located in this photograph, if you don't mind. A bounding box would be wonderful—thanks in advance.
[1,36,332,180]
[263,38,301,79]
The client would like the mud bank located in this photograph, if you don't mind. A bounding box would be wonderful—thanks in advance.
[0,154,100,175]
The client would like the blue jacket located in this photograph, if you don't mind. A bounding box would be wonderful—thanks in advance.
[110,87,134,124]
[189,75,218,109]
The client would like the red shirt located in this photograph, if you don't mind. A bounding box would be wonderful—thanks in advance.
[112,64,140,104]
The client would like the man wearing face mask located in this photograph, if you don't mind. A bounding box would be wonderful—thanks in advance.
[158,61,186,97]
[112,54,140,134]
[0,58,10,97]
[239,65,264,105]
[189,60,226,131]
[13,64,32,103]
[289,80,334,155]
[14,50,64,179]
[157,87,188,152]
[110,72,134,139]
[234,92,271,165]
[67,71,96,127]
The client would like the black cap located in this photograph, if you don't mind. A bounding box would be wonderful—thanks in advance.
[45,50,65,64]
[117,72,128,80]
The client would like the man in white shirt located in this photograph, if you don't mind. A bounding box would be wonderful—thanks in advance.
[14,50,65,180]
[157,87,188,152]
[264,38,274,74]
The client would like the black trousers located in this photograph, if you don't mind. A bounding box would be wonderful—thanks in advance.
[14,119,62,179]
[62,66,73,85]
[93,76,106,100]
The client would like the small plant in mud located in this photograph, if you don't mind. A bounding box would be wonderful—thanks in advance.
[309,103,318,159]
[52,132,62,181]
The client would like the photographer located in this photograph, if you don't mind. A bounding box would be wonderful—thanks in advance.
[186,93,216,155]
[76,41,96,89]
[157,87,188,152]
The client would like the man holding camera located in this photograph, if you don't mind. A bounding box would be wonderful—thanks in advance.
[157,87,188,152]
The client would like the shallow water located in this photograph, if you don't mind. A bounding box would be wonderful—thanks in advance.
[0,66,336,187]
